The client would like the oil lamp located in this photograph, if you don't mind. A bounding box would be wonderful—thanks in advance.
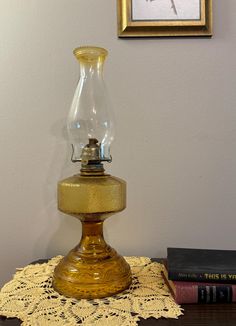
[52,46,132,299]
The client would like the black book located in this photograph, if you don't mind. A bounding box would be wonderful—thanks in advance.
[167,248,236,283]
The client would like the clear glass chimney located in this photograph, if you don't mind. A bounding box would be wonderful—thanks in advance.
[67,46,114,163]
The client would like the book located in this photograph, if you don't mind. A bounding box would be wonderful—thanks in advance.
[162,263,236,304]
[167,247,236,283]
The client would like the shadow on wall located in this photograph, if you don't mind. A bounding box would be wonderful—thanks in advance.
[33,118,82,259]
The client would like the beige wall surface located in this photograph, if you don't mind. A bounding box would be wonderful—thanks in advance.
[0,0,236,286]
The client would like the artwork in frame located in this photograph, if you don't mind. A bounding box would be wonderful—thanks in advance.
[117,0,212,37]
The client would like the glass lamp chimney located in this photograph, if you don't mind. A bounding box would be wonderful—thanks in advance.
[67,46,114,165]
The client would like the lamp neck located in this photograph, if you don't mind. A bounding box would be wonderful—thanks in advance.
[80,162,105,176]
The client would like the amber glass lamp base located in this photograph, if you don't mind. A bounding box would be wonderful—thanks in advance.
[52,174,132,299]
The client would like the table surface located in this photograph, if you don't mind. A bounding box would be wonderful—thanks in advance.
[1,259,236,325]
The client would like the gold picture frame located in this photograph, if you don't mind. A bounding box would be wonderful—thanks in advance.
[117,0,212,37]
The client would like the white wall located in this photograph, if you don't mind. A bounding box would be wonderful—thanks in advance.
[0,0,236,286]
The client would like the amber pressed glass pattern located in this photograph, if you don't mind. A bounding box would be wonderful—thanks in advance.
[52,174,132,299]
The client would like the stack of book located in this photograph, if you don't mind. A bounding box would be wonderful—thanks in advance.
[162,248,236,304]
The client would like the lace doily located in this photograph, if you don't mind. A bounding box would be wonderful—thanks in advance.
[0,256,183,325]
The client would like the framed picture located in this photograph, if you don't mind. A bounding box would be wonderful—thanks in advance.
[117,0,212,37]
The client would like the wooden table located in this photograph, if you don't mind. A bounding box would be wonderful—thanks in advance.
[1,304,236,326]
[1,259,236,325]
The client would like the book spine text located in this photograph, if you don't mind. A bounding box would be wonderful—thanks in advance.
[169,271,236,283]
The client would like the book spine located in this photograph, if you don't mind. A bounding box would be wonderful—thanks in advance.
[175,283,236,304]
[168,271,236,284]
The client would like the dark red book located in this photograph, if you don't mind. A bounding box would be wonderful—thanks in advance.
[162,264,236,304]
